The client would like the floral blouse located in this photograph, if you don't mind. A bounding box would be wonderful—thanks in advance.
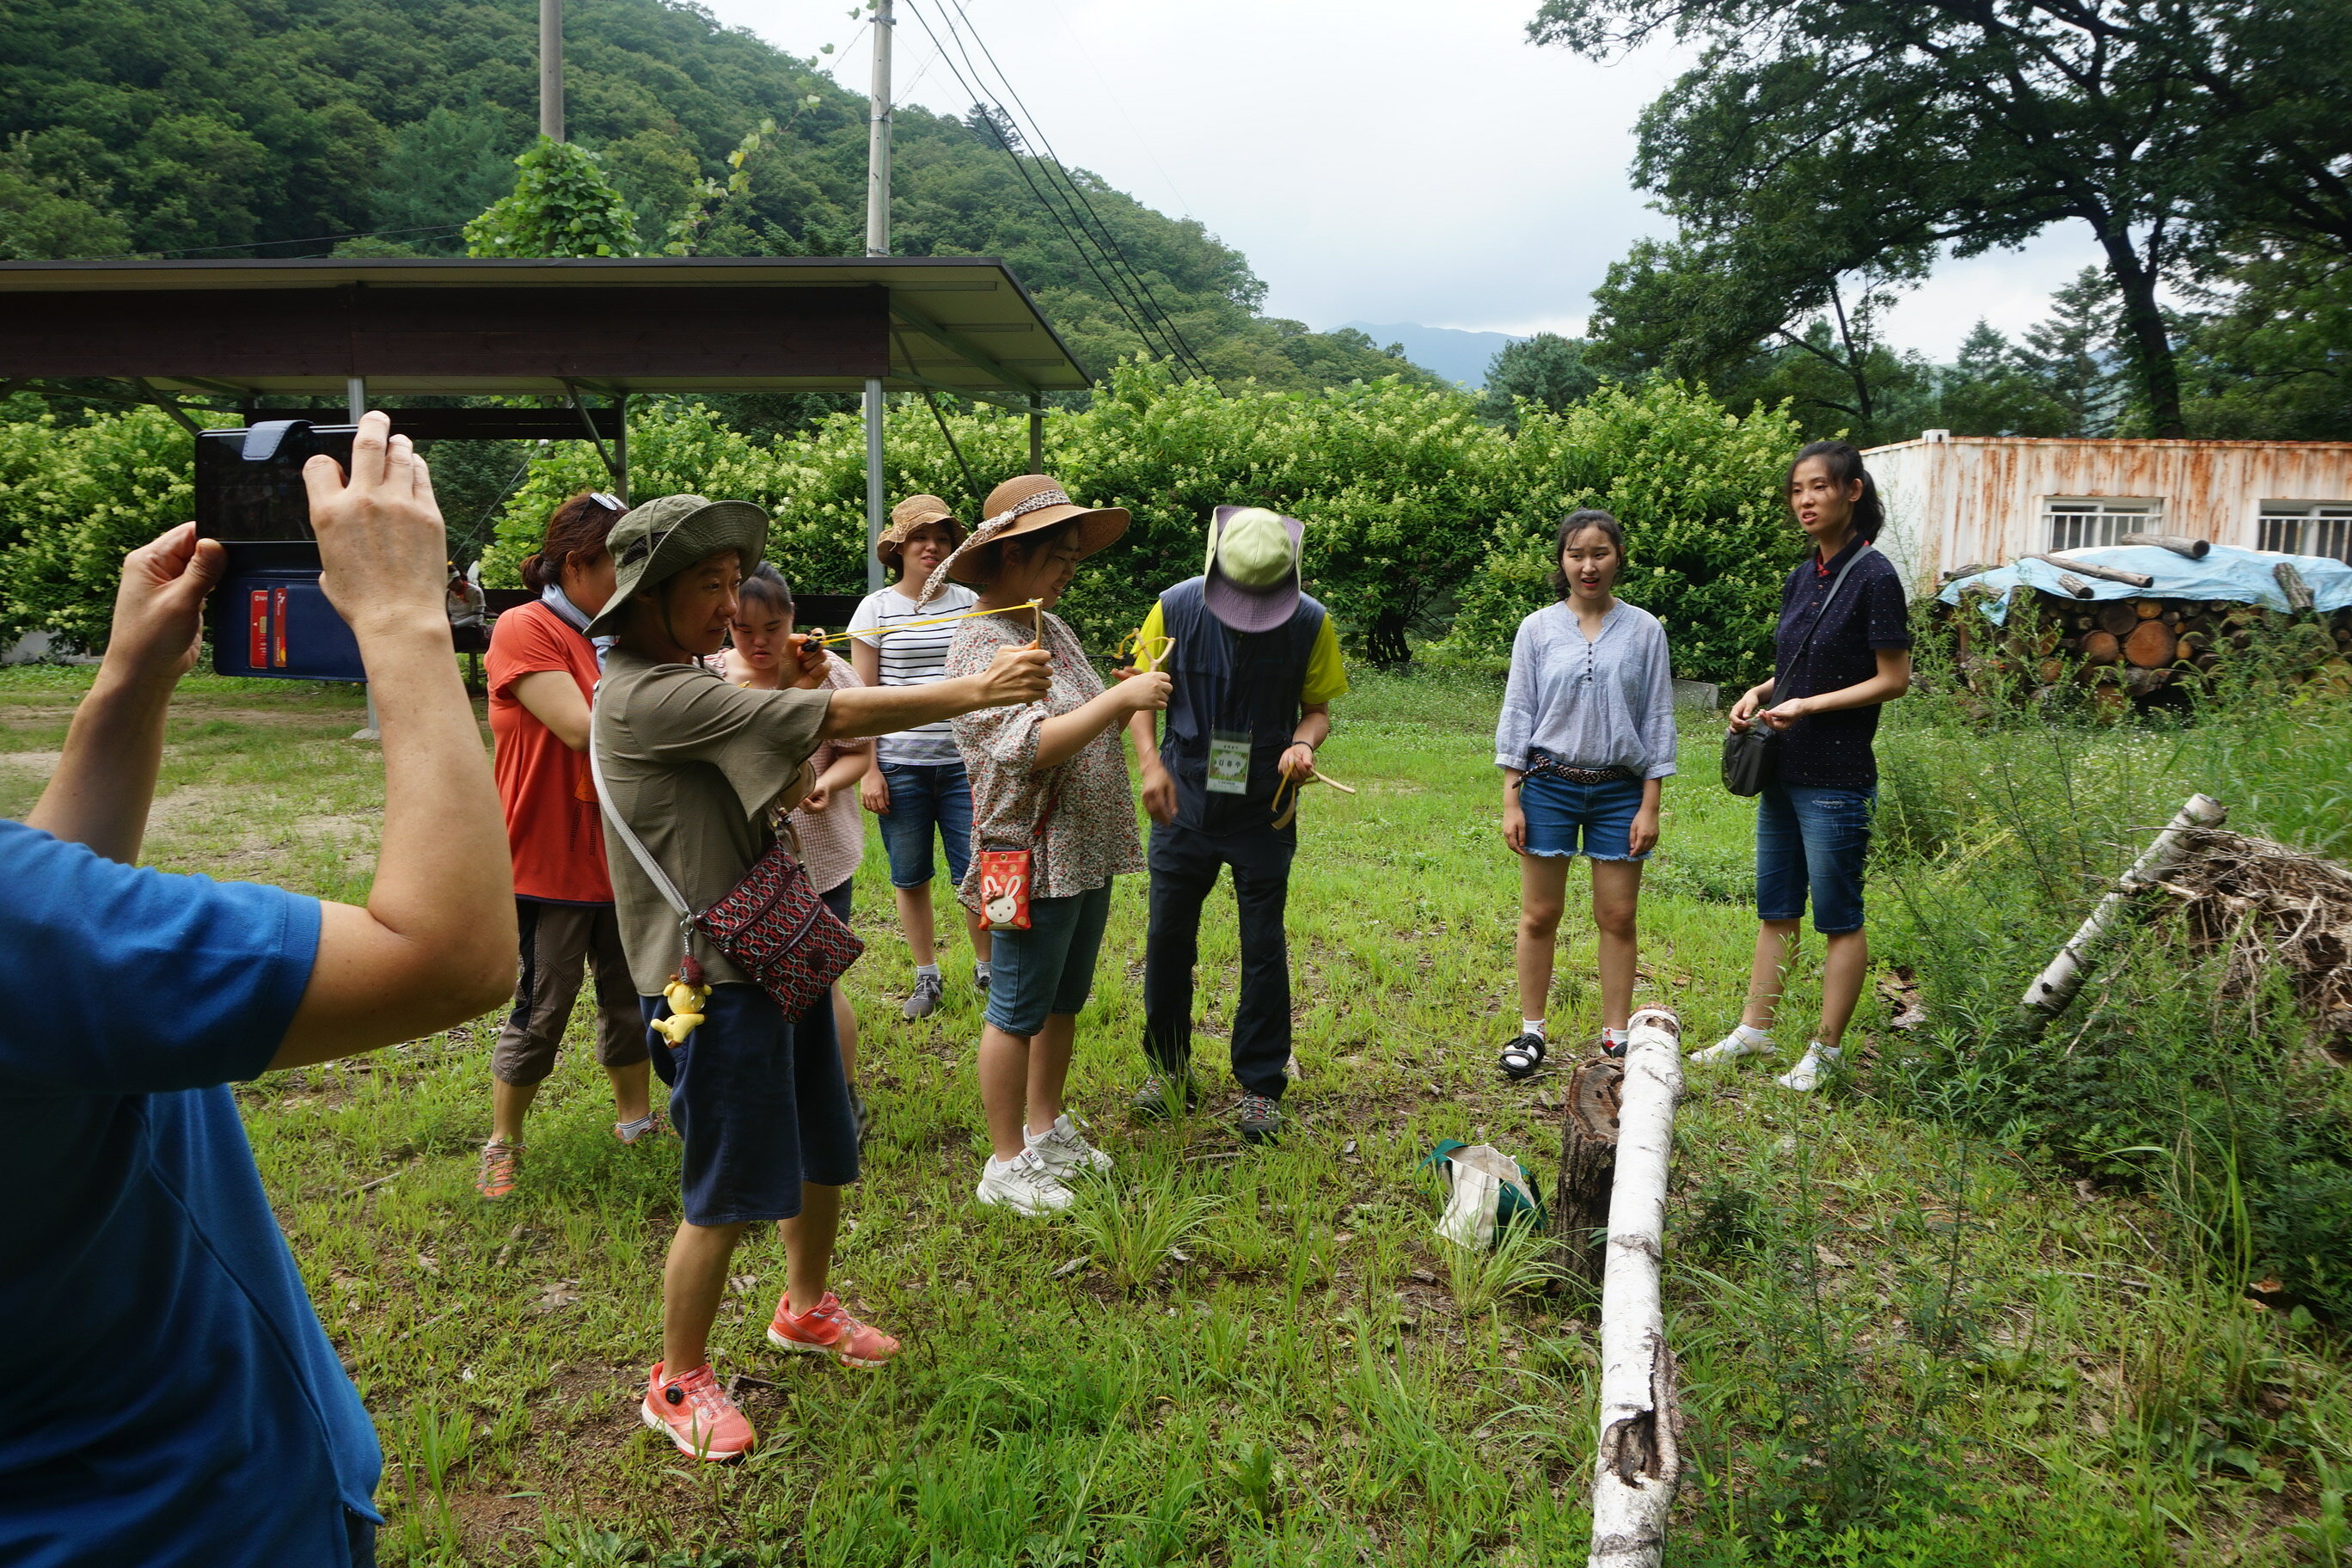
[945,609,1142,908]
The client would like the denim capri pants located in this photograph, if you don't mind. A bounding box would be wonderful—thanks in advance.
[1755,780,1875,935]
[875,760,977,891]
[983,880,1115,1037]
[1519,769,1650,861]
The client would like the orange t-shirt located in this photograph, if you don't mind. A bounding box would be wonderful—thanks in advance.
[487,601,613,903]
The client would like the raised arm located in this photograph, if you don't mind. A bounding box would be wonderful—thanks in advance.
[271,413,516,1069]
[818,642,1050,739]
[28,524,224,863]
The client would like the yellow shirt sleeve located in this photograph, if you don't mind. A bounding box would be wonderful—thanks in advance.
[1136,600,1167,650]
[1301,614,1350,706]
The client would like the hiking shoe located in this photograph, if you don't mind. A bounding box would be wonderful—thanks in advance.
[767,1290,902,1369]
[1498,1032,1547,1078]
[903,971,944,1020]
[1236,1093,1283,1143]
[1026,1112,1112,1176]
[976,1148,1075,1216]
[475,1140,522,1199]
[1775,1044,1841,1093]
[1690,1026,1775,1065]
[975,965,992,993]
[640,1361,753,1461]
[614,1112,664,1146]
[1130,1074,1201,1120]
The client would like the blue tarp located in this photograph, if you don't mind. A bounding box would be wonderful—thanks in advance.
[1937,543,2352,624]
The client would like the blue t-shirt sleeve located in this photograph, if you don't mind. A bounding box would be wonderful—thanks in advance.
[0,820,322,1095]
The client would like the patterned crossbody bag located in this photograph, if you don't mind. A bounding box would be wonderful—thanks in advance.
[590,726,862,1021]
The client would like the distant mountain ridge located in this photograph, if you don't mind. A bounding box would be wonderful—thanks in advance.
[1341,321,1524,389]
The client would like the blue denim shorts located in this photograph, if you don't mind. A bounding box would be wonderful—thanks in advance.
[640,983,859,1227]
[1520,770,1649,861]
[983,881,1115,1037]
[1755,781,1875,935]
[875,761,975,891]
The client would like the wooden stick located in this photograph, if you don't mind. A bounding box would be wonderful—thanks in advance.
[811,600,1039,646]
[2017,794,2227,1028]
[2117,531,2210,560]
[2275,562,2316,614]
[1589,1008,1684,1568]
[2026,552,2155,589]
[2054,572,2095,600]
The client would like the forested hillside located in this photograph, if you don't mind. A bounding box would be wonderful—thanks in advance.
[0,0,1422,391]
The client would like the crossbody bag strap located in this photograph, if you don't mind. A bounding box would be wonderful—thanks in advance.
[587,697,698,928]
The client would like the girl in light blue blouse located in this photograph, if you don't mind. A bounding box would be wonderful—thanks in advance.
[1493,509,1678,1078]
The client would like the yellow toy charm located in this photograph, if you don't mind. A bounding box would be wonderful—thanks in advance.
[654,973,712,1044]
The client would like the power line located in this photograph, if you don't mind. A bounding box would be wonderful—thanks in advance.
[151,223,468,259]
[940,0,1212,377]
[907,0,1185,371]
[905,0,1207,377]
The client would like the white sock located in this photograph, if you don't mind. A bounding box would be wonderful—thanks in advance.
[1521,1018,1546,1040]
[1602,1026,1630,1049]
[1735,1023,1774,1046]
[1808,1040,1841,1061]
[916,962,940,980]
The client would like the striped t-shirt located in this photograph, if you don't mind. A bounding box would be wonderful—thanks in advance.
[848,583,980,764]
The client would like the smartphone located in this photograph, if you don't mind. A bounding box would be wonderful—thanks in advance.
[195,421,368,682]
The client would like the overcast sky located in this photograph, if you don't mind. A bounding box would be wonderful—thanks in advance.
[698,0,2107,360]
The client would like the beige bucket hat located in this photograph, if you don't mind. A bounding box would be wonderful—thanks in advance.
[876,493,964,571]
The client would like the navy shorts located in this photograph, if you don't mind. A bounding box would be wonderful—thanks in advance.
[983,881,1115,1037]
[820,878,854,926]
[1755,781,1875,935]
[875,761,976,891]
[641,983,859,1227]
[1520,769,1649,861]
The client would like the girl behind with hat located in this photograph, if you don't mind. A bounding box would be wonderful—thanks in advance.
[1494,509,1677,1078]
[588,494,1050,1461]
[935,475,1170,1217]
[848,496,992,1020]
[477,490,649,1201]
[720,563,875,1138]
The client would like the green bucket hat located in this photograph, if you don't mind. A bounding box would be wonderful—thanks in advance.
[583,493,770,637]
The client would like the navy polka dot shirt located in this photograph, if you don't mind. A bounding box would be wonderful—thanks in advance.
[1771,538,1911,789]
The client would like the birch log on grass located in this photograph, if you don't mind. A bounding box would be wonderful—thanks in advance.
[1589,1007,1685,1568]
[2017,793,2227,1028]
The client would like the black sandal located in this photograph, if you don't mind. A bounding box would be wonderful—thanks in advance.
[1498,1032,1547,1080]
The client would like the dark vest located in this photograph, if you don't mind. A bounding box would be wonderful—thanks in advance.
[1157,577,1325,836]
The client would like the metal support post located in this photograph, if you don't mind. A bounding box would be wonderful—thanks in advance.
[1029,395,1044,473]
[863,0,893,593]
[865,379,886,593]
[613,393,629,504]
[540,0,564,142]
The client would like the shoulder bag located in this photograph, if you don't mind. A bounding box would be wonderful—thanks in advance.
[590,727,861,1021]
[1721,542,1871,797]
[977,775,1062,932]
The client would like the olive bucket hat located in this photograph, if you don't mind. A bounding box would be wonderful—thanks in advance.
[582,493,770,637]
[1202,505,1304,633]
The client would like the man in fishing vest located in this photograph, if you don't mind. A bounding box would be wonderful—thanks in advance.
[1124,505,1348,1142]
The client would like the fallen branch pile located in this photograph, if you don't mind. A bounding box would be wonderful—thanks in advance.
[2166,828,2352,1065]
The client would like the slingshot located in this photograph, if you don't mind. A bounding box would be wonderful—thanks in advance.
[803,599,1044,648]
[1269,763,1357,829]
[1114,630,1174,672]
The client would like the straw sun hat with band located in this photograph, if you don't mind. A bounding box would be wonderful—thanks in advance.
[583,493,770,639]
[875,493,965,573]
[918,474,1130,603]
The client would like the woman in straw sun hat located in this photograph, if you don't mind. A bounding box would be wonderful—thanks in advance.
[931,475,1171,1218]
[848,494,993,1021]
[587,493,1048,1462]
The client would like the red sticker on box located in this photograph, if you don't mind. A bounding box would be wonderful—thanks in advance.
[248,590,269,668]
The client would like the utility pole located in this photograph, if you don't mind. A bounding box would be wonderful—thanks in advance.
[863,0,893,593]
[540,0,564,142]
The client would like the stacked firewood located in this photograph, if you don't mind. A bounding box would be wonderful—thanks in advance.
[1943,587,2352,712]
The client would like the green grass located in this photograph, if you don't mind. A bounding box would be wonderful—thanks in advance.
[6,660,2347,1565]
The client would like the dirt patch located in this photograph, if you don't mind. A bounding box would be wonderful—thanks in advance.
[0,750,60,778]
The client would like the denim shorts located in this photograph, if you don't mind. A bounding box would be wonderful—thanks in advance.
[875,761,975,891]
[1519,770,1649,861]
[1755,781,1875,935]
[983,880,1115,1037]
[640,983,859,1227]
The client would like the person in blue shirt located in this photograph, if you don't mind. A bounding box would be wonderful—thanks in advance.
[0,412,518,1568]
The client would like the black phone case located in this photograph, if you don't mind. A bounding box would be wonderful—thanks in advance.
[194,422,368,682]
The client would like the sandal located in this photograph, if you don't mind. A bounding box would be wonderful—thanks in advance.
[614,1112,663,1145]
[1498,1032,1547,1080]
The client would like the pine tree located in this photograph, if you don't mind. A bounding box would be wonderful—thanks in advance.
[2019,269,2122,435]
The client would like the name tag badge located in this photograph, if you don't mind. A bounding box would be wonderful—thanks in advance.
[1206,730,1251,795]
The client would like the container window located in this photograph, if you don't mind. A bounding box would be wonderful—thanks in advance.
[2257,501,2352,562]
[2043,497,2161,552]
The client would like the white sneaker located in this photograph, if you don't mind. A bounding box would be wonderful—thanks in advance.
[1026,1113,1112,1177]
[976,1148,1075,1216]
[1690,1026,1775,1065]
[1775,1044,1841,1093]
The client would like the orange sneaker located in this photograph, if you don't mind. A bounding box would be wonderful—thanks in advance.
[640,1361,754,1461]
[475,1140,521,1199]
[767,1290,902,1369]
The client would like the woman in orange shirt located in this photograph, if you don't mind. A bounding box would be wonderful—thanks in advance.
[477,492,655,1199]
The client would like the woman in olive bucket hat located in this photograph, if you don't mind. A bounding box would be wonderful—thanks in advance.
[588,493,1049,1462]
[847,494,995,1021]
